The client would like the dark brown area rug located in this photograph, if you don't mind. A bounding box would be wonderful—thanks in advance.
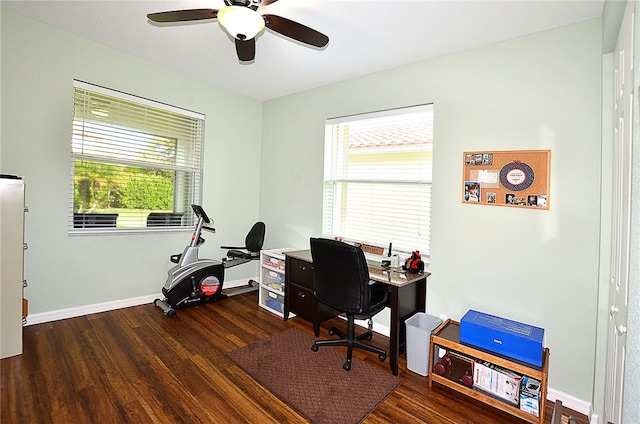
[227,328,401,424]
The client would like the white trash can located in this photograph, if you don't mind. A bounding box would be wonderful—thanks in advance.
[405,313,443,376]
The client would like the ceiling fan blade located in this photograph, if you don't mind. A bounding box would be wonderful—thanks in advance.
[262,14,328,48]
[147,9,218,23]
[235,38,256,61]
[260,0,279,6]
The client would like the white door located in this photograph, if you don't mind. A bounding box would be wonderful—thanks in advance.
[605,2,634,422]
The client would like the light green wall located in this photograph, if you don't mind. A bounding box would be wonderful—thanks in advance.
[0,10,264,313]
[261,20,603,401]
[1,5,616,412]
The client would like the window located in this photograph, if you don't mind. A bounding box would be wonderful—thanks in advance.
[322,105,433,261]
[70,81,204,232]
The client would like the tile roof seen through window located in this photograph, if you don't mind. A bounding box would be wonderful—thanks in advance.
[348,119,433,149]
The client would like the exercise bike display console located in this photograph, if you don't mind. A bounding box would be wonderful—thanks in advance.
[154,204,264,317]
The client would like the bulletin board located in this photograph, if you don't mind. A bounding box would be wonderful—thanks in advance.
[462,150,550,209]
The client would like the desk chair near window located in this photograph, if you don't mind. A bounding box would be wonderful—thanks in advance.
[146,212,185,227]
[309,237,391,371]
[73,213,118,228]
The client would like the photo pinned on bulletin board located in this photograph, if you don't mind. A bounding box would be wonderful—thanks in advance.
[462,150,550,209]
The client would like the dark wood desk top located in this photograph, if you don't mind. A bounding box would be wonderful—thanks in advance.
[285,249,430,287]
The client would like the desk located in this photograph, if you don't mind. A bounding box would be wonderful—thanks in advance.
[284,249,430,376]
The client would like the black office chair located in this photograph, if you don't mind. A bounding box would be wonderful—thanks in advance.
[73,213,118,228]
[146,212,185,227]
[221,221,266,266]
[309,237,390,371]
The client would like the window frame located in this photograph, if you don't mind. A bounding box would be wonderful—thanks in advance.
[322,104,433,262]
[69,80,204,234]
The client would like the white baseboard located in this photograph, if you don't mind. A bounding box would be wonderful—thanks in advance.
[25,277,255,326]
[353,316,390,337]
[547,387,593,418]
[25,294,161,325]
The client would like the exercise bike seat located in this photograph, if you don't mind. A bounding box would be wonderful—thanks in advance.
[221,221,266,261]
[226,249,258,260]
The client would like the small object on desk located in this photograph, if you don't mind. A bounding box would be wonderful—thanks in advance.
[403,250,424,273]
[381,259,391,268]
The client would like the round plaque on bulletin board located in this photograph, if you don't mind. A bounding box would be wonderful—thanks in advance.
[500,161,535,191]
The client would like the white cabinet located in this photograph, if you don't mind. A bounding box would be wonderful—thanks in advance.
[1,176,26,359]
[258,248,293,317]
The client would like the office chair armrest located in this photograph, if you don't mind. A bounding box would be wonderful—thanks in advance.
[221,245,246,249]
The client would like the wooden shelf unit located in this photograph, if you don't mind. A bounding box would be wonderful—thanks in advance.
[428,319,549,424]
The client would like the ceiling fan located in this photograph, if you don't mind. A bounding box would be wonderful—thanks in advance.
[147,0,329,62]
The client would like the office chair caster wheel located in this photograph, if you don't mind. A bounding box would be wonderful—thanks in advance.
[365,333,373,341]
[328,328,336,336]
[378,352,386,362]
[343,361,351,371]
[311,344,319,352]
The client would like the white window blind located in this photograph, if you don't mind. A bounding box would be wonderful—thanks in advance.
[322,104,433,260]
[69,80,204,232]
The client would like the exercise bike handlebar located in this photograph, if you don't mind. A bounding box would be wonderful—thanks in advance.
[189,205,216,248]
[191,204,211,224]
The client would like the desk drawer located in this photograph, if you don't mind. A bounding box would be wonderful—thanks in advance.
[289,284,314,321]
[288,257,313,289]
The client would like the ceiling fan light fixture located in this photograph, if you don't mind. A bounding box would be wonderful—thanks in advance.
[217,6,265,40]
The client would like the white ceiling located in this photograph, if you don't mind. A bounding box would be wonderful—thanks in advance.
[2,0,605,101]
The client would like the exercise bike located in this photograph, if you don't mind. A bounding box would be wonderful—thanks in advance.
[154,204,265,317]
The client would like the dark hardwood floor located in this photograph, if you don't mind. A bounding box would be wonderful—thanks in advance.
[2,292,588,423]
